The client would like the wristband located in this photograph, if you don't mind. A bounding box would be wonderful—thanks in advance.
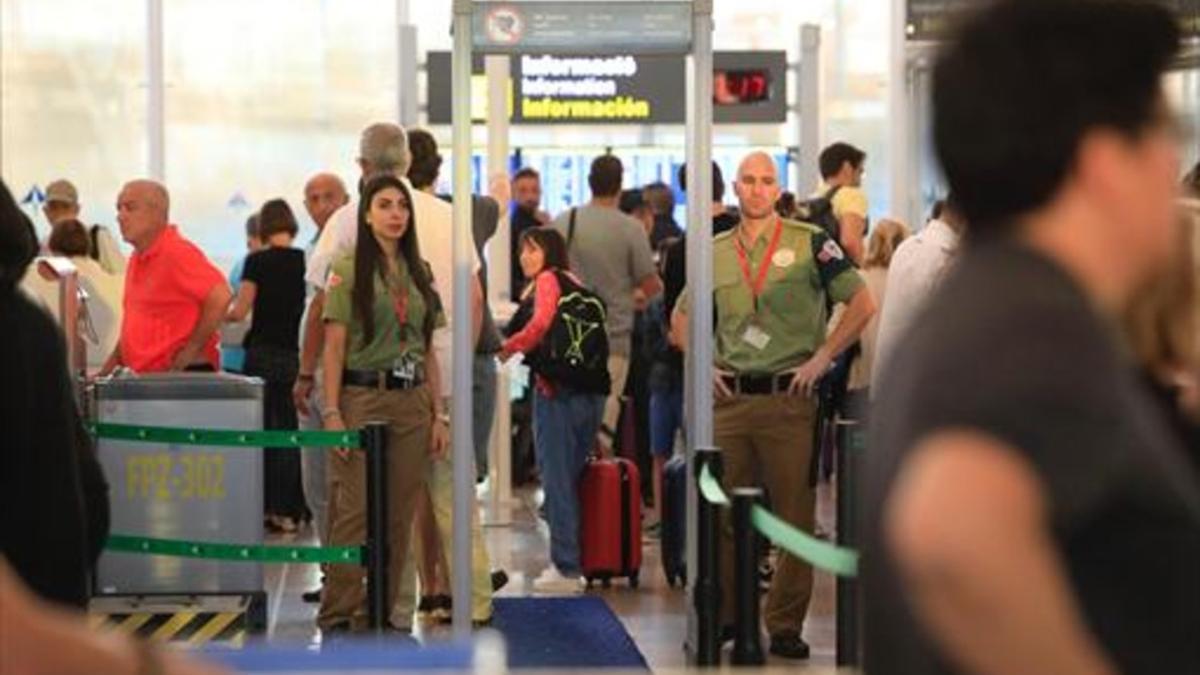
[321,409,342,420]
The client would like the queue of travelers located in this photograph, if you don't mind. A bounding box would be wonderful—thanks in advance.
[4,3,1200,672]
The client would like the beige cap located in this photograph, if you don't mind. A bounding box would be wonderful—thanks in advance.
[45,179,79,206]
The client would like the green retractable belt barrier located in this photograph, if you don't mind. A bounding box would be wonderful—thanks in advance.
[89,422,359,449]
[698,462,859,578]
[105,534,362,565]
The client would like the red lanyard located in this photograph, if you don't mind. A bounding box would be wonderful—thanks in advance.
[388,272,411,351]
[734,218,783,314]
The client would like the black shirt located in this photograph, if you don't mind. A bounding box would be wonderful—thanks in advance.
[650,215,683,250]
[1,291,109,608]
[863,242,1200,675]
[242,247,306,352]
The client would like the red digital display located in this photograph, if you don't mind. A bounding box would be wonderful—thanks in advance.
[714,69,771,105]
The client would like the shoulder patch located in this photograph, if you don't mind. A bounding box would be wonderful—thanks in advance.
[327,271,344,289]
[781,218,823,235]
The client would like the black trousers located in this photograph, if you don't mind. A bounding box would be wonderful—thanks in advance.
[245,345,307,520]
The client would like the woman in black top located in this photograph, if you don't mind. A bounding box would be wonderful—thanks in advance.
[226,199,308,532]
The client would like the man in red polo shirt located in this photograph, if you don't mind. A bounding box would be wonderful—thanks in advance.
[100,180,230,374]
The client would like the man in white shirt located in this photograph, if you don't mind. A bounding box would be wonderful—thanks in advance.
[300,122,489,629]
[870,196,967,391]
[293,172,349,604]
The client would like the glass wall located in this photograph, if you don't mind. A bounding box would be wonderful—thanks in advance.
[2,0,897,266]
[163,0,394,270]
[1,0,146,242]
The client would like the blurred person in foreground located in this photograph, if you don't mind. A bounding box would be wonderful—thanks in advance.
[0,559,225,675]
[862,2,1200,675]
[0,180,109,609]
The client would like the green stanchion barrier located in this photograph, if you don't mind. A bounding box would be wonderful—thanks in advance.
[699,462,731,506]
[698,462,859,577]
[89,422,359,449]
[751,505,858,577]
[105,534,362,565]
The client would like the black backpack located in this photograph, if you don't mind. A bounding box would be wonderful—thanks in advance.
[514,270,611,395]
[796,185,844,245]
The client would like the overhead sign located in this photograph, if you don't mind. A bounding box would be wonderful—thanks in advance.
[472,2,693,55]
[907,0,1200,40]
[426,51,788,125]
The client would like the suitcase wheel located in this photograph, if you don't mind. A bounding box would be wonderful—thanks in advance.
[585,577,594,590]
[629,572,640,589]
[602,577,612,589]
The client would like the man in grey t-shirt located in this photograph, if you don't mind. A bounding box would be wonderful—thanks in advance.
[552,154,662,452]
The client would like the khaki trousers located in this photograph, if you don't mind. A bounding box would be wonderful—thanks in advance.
[599,350,631,448]
[318,386,431,631]
[715,394,817,636]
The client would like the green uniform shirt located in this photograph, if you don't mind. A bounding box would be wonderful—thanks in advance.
[679,218,863,374]
[323,253,446,371]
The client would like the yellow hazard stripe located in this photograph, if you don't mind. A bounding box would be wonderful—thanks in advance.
[187,612,241,646]
[114,613,154,635]
[228,631,246,648]
[88,613,108,630]
[150,612,197,641]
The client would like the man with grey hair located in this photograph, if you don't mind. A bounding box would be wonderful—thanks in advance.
[100,179,230,374]
[293,171,349,604]
[303,123,486,633]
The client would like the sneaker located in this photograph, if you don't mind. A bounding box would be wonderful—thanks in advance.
[768,631,811,660]
[491,569,510,592]
[532,567,583,595]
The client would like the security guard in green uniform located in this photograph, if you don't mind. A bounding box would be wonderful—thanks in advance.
[673,152,875,659]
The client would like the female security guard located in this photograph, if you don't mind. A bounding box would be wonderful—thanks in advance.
[317,174,448,633]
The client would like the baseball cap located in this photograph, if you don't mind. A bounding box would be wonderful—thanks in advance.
[45,179,79,206]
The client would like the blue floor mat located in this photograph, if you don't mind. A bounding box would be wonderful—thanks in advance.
[491,597,650,670]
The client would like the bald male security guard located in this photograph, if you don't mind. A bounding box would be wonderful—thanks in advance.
[673,152,874,659]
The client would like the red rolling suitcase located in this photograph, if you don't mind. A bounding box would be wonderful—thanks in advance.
[579,456,643,588]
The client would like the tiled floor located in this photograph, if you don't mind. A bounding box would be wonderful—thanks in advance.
[262,481,841,671]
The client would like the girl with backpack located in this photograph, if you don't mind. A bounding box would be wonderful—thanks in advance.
[499,227,610,592]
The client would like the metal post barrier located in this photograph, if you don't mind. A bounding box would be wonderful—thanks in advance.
[693,447,723,666]
[363,422,389,634]
[731,487,765,666]
[835,420,864,666]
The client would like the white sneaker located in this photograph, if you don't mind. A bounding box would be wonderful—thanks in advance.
[531,567,583,595]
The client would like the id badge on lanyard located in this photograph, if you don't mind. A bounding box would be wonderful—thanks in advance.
[734,219,783,351]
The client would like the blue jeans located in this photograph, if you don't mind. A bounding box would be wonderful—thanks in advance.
[473,353,498,480]
[533,389,604,575]
[650,387,684,458]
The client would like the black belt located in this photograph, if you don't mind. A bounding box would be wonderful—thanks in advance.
[723,372,794,396]
[343,369,425,391]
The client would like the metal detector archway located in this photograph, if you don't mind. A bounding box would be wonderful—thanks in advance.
[447,1,717,661]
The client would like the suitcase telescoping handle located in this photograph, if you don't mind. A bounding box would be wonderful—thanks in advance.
[618,459,632,576]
